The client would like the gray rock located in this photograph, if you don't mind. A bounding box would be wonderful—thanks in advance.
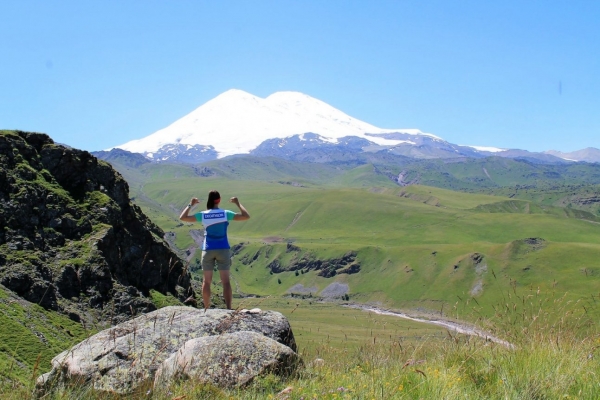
[0,131,195,324]
[286,284,318,295]
[154,331,300,390]
[320,282,349,298]
[37,306,297,394]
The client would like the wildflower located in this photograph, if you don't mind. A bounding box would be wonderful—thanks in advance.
[398,384,404,391]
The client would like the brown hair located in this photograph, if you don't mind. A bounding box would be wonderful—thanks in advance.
[207,190,221,209]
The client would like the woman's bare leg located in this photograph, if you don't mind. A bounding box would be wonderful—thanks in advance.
[202,270,213,309]
[219,270,232,309]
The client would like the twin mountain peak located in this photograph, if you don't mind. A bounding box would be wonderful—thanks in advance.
[97,89,600,165]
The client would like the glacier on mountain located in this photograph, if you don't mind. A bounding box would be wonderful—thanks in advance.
[112,89,438,158]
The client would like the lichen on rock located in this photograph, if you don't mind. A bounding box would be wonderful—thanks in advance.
[37,306,299,394]
[154,331,300,390]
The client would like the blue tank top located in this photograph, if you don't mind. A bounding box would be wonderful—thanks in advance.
[195,209,235,250]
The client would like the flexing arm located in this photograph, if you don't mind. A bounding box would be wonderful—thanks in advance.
[230,197,250,221]
[179,197,200,222]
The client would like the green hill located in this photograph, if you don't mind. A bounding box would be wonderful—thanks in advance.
[110,160,600,319]
[112,153,600,215]
[0,285,91,385]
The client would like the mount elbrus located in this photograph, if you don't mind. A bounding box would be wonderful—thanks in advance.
[0,130,195,325]
[101,89,599,164]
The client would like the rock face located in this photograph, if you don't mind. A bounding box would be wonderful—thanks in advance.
[0,131,194,324]
[37,306,298,394]
[237,243,361,278]
[154,331,300,389]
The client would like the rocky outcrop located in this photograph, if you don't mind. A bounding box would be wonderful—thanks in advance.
[237,243,360,278]
[154,331,300,390]
[0,131,194,324]
[268,250,360,278]
[37,306,298,394]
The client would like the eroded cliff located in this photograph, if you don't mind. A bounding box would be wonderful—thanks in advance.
[0,130,195,325]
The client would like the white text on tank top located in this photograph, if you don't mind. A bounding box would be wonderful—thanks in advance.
[202,209,227,227]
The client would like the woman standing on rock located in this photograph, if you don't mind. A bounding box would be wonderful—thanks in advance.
[179,190,250,309]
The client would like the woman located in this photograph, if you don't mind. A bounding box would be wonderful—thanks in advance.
[179,190,250,309]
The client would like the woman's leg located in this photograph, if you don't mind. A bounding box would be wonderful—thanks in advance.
[202,269,213,309]
[219,270,232,309]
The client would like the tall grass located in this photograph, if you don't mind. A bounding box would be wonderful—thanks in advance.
[4,287,598,399]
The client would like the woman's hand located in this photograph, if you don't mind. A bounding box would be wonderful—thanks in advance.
[231,197,250,220]
[180,197,199,222]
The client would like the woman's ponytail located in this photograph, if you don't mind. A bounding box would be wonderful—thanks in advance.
[207,190,221,209]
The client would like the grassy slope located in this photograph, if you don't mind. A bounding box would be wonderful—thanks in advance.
[117,161,600,320]
[0,286,92,386]
[474,184,600,214]
[2,153,596,397]
[233,297,445,352]
[388,156,600,213]
[2,154,598,396]
[6,286,597,399]
[399,157,600,188]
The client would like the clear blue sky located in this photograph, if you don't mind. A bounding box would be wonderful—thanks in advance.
[1,1,598,152]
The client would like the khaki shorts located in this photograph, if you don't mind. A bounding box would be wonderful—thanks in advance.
[201,249,231,271]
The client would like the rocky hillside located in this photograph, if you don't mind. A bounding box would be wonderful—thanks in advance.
[0,130,195,326]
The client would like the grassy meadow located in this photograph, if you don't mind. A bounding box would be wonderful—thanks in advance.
[120,162,600,321]
[4,287,599,399]
[3,156,600,399]
[0,287,91,387]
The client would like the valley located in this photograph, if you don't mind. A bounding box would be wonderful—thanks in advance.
[112,156,600,321]
[2,130,600,396]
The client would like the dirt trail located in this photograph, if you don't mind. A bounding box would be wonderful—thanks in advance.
[482,167,492,180]
[285,210,305,232]
[346,304,514,348]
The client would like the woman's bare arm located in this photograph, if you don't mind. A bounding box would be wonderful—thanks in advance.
[179,197,199,222]
[230,197,250,221]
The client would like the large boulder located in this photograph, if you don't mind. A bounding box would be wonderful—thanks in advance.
[37,306,298,394]
[154,331,300,390]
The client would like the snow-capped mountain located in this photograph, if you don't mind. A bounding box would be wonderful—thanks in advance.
[106,89,597,165]
[112,89,439,159]
[250,133,378,163]
[544,148,600,163]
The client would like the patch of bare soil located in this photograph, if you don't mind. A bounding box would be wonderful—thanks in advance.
[263,236,285,243]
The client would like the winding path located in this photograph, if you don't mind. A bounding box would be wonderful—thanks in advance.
[345,304,514,349]
[285,209,306,232]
